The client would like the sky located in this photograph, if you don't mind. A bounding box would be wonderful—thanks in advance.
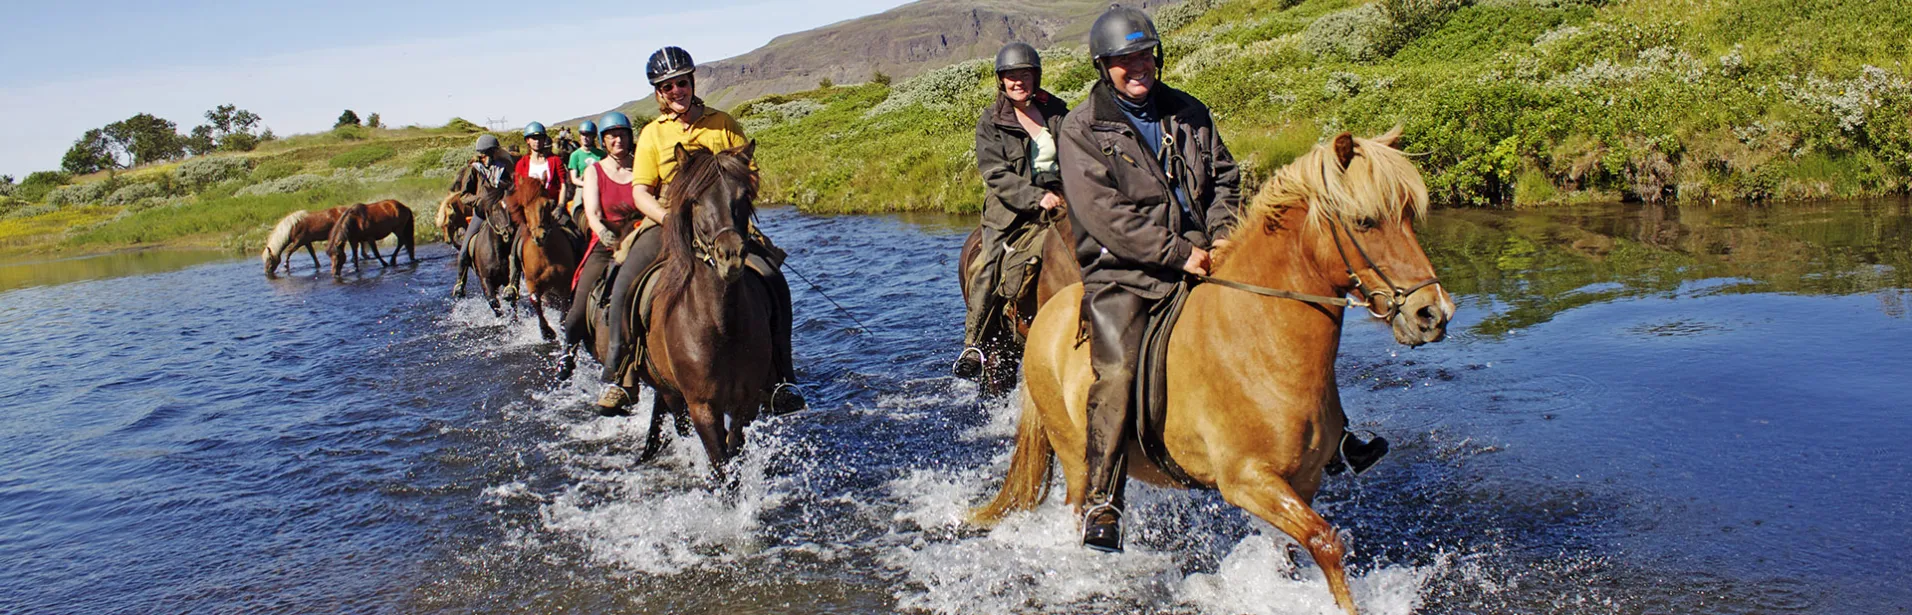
[0,0,913,179]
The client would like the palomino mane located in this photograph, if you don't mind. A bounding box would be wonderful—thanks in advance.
[1242,132,1430,231]
[264,210,309,258]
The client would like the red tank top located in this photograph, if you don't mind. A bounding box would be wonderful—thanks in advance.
[593,162,640,231]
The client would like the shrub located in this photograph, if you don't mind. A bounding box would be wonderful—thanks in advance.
[237,174,330,196]
[176,156,251,188]
[3,203,57,220]
[867,58,992,117]
[104,182,167,206]
[331,125,370,141]
[440,147,478,170]
[45,181,113,206]
[250,160,301,183]
[1154,0,1221,32]
[1302,4,1391,62]
[445,117,482,132]
[329,144,397,168]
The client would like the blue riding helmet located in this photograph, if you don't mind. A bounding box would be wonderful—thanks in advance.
[597,112,633,135]
[579,120,598,135]
[523,122,548,137]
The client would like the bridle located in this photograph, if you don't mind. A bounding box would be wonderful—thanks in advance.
[1192,216,1440,324]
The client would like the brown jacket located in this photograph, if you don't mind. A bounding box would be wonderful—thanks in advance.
[1060,81,1240,299]
[976,90,1071,231]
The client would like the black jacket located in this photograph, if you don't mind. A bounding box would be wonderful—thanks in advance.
[1060,81,1240,299]
[975,90,1071,231]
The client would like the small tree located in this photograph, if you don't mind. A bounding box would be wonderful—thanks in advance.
[102,114,185,167]
[365,113,382,129]
[872,70,892,87]
[819,77,835,89]
[336,109,361,128]
[62,128,118,174]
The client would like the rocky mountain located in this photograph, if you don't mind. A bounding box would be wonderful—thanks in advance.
[572,0,1183,122]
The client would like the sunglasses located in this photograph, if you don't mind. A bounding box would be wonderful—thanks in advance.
[656,78,692,93]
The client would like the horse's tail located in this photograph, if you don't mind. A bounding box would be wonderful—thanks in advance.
[264,210,308,261]
[970,385,1054,526]
[395,202,415,254]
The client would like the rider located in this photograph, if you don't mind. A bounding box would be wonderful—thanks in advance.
[517,122,566,202]
[561,112,651,412]
[1063,6,1391,553]
[953,42,1071,378]
[453,133,516,299]
[597,45,804,415]
[567,120,606,219]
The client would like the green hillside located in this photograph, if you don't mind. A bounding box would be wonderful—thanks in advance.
[736,0,1912,213]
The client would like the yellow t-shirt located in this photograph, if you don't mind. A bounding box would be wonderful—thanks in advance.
[632,108,752,191]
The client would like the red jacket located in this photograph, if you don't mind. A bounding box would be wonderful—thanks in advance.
[515,153,566,201]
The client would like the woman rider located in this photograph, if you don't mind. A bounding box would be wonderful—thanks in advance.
[953,42,1070,378]
[566,120,606,219]
[598,45,804,415]
[453,133,517,299]
[561,112,648,413]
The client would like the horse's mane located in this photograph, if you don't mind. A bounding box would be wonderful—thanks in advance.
[657,145,759,300]
[505,175,544,229]
[1243,131,1429,232]
[327,203,368,255]
[264,210,309,258]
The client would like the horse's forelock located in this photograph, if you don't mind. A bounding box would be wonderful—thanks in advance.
[1247,133,1429,230]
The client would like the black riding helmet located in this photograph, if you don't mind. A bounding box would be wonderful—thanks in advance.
[995,42,1041,75]
[647,46,696,86]
[1089,4,1163,66]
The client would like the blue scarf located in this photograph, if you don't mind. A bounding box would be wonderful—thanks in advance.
[1112,90,1194,219]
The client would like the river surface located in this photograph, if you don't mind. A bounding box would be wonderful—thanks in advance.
[1,200,1908,614]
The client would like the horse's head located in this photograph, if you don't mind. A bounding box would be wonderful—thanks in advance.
[327,203,368,275]
[261,246,279,276]
[505,176,552,245]
[1244,128,1454,346]
[663,142,758,284]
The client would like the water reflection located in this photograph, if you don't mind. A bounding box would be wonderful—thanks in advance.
[1422,198,1912,335]
[0,249,239,293]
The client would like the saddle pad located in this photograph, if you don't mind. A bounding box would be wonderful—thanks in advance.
[993,222,1051,303]
[1134,281,1207,489]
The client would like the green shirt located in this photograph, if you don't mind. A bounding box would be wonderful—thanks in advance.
[567,146,606,176]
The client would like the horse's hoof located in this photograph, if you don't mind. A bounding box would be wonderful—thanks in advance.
[555,358,575,382]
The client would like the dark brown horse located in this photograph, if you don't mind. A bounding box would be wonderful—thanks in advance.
[631,142,780,478]
[262,206,350,276]
[327,200,416,276]
[454,172,514,314]
[957,209,1081,395]
[504,175,581,339]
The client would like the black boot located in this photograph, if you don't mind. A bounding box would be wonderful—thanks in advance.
[951,347,985,378]
[1081,500,1123,553]
[1327,431,1390,476]
[770,383,805,416]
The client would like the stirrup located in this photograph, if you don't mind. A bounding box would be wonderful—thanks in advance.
[769,382,807,416]
[1329,429,1389,476]
[951,346,985,378]
[1081,500,1124,553]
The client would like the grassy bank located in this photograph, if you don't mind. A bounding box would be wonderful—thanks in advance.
[737,0,1912,212]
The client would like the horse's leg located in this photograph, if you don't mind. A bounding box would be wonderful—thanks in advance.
[636,399,671,463]
[1219,475,1358,615]
[370,239,387,267]
[686,402,730,481]
[303,243,319,273]
[532,294,555,340]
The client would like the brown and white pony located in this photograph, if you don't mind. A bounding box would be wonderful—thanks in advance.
[973,130,1455,615]
[261,205,349,276]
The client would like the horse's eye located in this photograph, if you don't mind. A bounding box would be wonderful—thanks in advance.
[1356,217,1379,231]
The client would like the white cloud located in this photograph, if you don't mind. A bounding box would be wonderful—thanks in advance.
[0,0,906,178]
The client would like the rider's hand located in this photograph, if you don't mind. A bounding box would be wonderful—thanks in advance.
[1038,191,1064,211]
[1182,247,1211,277]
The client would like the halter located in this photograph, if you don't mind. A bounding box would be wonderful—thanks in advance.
[689,226,740,267]
[1192,216,1440,326]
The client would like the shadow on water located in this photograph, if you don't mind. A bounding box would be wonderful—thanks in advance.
[0,201,1908,614]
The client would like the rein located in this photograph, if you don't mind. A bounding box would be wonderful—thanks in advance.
[1191,217,1438,322]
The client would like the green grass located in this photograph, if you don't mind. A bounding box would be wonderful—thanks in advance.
[736,0,1912,211]
[62,176,447,251]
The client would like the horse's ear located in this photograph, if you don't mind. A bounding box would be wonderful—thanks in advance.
[673,143,693,169]
[737,139,757,161]
[1376,125,1405,149]
[1333,132,1356,170]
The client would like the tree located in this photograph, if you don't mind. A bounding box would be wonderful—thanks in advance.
[62,128,117,174]
[819,77,835,89]
[188,104,266,153]
[872,70,892,87]
[365,113,382,129]
[183,125,218,156]
[1,175,13,185]
[102,114,184,167]
[336,109,361,128]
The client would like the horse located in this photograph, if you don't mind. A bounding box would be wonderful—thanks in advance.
[453,173,515,314]
[262,206,349,276]
[327,200,416,277]
[971,129,1456,615]
[504,174,581,340]
[439,163,478,246]
[628,142,780,479]
[957,208,1081,395]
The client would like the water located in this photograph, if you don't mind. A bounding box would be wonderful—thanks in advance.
[1,201,1908,614]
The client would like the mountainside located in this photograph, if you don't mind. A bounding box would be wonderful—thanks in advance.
[575,0,1184,121]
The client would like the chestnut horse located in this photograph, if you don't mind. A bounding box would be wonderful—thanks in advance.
[973,130,1456,615]
[957,209,1080,396]
[630,143,780,479]
[262,206,349,276]
[327,200,416,276]
[503,175,581,340]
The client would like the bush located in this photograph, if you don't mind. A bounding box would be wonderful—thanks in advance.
[104,182,167,206]
[3,203,57,220]
[237,174,330,196]
[331,125,370,141]
[445,117,482,132]
[250,160,302,183]
[176,156,252,187]
[867,58,993,117]
[1154,0,1221,32]
[329,144,397,168]
[1302,4,1391,62]
[45,181,113,206]
[440,147,477,170]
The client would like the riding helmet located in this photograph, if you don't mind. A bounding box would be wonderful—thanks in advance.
[995,42,1042,75]
[1089,4,1162,61]
[522,122,548,138]
[596,112,633,136]
[473,134,500,153]
[578,120,598,136]
[647,46,696,85]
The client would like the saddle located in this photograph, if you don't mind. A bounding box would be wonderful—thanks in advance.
[1133,281,1206,489]
[591,236,780,389]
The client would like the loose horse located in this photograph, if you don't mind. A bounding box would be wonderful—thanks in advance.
[957,209,1081,395]
[262,206,349,276]
[327,200,416,277]
[973,130,1455,615]
[504,175,581,339]
[630,143,780,478]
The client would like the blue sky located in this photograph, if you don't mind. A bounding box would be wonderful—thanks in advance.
[0,0,911,178]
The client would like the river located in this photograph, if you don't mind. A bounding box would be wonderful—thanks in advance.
[1,200,1907,614]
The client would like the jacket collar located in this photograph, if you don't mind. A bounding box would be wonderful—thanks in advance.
[1088,81,1190,127]
[990,89,1067,130]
